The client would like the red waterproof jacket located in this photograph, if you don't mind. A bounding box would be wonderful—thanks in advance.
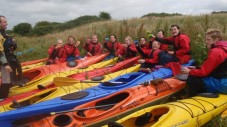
[144,49,162,64]
[190,41,227,78]
[148,39,169,51]
[47,45,66,63]
[116,44,137,59]
[157,34,191,64]
[83,42,103,56]
[64,44,80,58]
[103,41,122,54]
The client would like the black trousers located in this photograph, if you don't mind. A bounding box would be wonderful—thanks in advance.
[186,75,207,97]
[7,54,23,81]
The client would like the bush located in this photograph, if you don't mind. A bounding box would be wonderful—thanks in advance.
[13,23,32,36]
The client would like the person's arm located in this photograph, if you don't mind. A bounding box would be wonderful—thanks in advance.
[128,44,137,53]
[188,48,225,77]
[145,50,160,64]
[155,37,172,45]
[136,45,147,58]
[175,35,190,55]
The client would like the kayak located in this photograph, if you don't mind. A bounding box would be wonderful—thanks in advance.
[0,60,195,126]
[9,53,109,96]
[21,58,47,67]
[0,65,141,127]
[106,94,227,127]
[26,78,186,127]
[0,57,139,112]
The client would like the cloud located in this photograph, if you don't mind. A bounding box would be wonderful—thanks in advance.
[0,0,226,29]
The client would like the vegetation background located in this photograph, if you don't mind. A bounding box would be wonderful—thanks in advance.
[8,12,227,126]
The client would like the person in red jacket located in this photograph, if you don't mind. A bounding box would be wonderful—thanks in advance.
[46,39,66,65]
[182,29,227,96]
[64,36,81,61]
[138,40,162,69]
[155,25,191,65]
[83,35,103,57]
[136,37,149,59]
[116,36,137,60]
[103,35,122,60]
[148,30,168,51]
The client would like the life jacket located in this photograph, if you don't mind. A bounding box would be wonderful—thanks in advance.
[210,41,227,78]
[0,31,17,56]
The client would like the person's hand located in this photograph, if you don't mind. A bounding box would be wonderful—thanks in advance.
[87,52,92,56]
[181,67,190,74]
[75,41,80,47]
[122,44,128,48]
[138,59,145,63]
[118,54,123,59]
[5,65,12,72]
[168,51,174,55]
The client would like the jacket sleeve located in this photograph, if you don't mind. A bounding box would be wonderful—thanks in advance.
[190,48,225,77]
[74,47,80,57]
[48,46,55,55]
[175,35,190,56]
[128,44,137,53]
[115,45,125,56]
[136,46,148,57]
[145,50,160,64]
[155,37,173,45]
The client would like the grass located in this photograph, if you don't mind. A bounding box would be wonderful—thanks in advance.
[13,13,227,126]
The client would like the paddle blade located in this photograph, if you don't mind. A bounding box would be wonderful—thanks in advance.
[221,109,227,119]
[53,77,80,87]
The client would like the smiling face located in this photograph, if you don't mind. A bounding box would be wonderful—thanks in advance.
[110,35,116,43]
[92,35,98,43]
[140,38,146,45]
[171,26,180,36]
[68,37,75,45]
[152,41,160,50]
[205,35,218,49]
[124,36,132,45]
[157,31,164,38]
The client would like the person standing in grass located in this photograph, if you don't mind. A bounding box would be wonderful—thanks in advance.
[103,35,122,60]
[64,36,81,61]
[182,29,227,96]
[116,36,137,60]
[83,35,103,57]
[0,15,13,99]
[46,39,67,65]
[155,25,191,65]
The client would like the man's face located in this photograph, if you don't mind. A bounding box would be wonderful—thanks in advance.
[171,26,179,36]
[0,17,8,30]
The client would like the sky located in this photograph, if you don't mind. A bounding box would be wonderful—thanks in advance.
[1,0,227,30]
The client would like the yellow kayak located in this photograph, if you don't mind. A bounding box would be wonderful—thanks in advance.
[106,94,227,127]
[0,64,140,112]
[9,58,118,96]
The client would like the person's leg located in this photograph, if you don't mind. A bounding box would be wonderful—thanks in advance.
[0,83,12,99]
[186,75,207,97]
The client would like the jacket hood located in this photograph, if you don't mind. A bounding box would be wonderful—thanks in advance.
[213,41,227,52]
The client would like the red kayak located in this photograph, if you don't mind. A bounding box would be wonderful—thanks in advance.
[26,78,186,127]
[0,57,140,112]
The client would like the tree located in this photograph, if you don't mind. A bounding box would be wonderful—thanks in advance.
[33,21,54,36]
[99,11,111,20]
[13,23,32,36]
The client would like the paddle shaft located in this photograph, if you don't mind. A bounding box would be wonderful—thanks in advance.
[50,103,116,115]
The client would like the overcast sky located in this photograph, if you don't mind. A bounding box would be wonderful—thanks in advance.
[1,0,227,29]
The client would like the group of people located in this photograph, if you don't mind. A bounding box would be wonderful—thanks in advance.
[0,15,227,100]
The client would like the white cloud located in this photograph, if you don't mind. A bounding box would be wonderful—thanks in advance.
[0,0,226,29]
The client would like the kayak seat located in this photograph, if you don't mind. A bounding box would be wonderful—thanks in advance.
[197,93,219,98]
[135,112,152,126]
[37,85,46,90]
[108,121,125,127]
[67,61,77,67]
[91,76,105,81]
[53,114,72,126]
[61,91,89,100]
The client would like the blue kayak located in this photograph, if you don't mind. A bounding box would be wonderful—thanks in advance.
[0,60,195,126]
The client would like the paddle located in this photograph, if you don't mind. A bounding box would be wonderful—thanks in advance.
[50,103,116,115]
[53,77,127,87]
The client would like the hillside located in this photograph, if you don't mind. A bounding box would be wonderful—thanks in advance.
[15,13,227,64]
